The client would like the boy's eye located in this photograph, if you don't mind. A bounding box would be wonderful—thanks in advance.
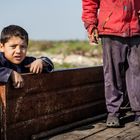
[9,45,27,50]
[21,45,27,49]
[10,45,16,48]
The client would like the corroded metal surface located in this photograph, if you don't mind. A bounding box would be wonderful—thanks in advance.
[0,85,7,140]
[0,66,106,140]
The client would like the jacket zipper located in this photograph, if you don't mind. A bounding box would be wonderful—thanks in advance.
[102,12,113,29]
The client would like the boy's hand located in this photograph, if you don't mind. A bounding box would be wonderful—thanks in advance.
[25,59,43,73]
[11,71,24,88]
[88,28,99,45]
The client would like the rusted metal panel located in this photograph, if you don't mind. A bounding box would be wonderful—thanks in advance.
[0,66,106,140]
[0,84,7,140]
[7,83,104,124]
[7,66,104,100]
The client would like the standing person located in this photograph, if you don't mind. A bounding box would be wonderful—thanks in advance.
[0,25,54,88]
[82,0,140,127]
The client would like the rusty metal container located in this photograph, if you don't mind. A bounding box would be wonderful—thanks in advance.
[0,66,106,140]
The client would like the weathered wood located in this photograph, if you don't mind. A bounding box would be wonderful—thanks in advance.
[49,114,139,140]
[83,123,134,140]
[48,122,107,140]
[0,66,106,140]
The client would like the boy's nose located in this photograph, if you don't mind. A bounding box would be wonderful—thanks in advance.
[15,49,22,54]
[16,49,21,53]
[15,46,22,53]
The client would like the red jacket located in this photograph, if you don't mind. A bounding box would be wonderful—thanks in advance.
[82,0,140,37]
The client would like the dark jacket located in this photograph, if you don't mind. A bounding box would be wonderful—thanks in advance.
[0,52,54,83]
[82,0,140,37]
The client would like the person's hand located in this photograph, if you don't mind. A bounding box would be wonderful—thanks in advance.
[88,28,99,45]
[25,59,43,73]
[11,71,24,88]
[138,10,140,22]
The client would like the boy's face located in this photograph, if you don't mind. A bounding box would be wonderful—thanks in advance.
[0,36,27,64]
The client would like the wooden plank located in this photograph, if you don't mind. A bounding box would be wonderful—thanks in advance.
[51,121,138,140]
[82,122,135,140]
[108,125,140,140]
[48,122,107,140]
[47,113,136,140]
[134,135,140,140]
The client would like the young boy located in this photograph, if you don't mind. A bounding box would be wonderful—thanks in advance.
[0,25,54,88]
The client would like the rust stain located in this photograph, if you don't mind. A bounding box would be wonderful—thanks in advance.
[14,96,24,120]
[0,85,6,108]
[0,85,7,140]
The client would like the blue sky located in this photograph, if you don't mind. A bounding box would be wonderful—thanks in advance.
[0,0,87,40]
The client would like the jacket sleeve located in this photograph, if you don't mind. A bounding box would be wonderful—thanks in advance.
[0,67,13,83]
[82,0,100,33]
[23,56,54,73]
[40,57,54,72]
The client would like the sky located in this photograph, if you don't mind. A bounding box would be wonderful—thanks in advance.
[0,0,87,41]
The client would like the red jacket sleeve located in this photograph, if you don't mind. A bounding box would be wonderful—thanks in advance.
[82,0,100,33]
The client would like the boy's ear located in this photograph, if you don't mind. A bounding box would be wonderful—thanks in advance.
[0,43,4,52]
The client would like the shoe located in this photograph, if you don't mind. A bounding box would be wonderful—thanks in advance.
[134,115,140,126]
[106,115,120,128]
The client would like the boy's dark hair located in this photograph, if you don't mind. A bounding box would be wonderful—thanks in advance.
[0,25,28,45]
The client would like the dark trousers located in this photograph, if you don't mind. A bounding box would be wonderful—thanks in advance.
[101,35,140,116]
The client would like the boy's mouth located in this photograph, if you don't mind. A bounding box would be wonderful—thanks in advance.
[14,56,23,61]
